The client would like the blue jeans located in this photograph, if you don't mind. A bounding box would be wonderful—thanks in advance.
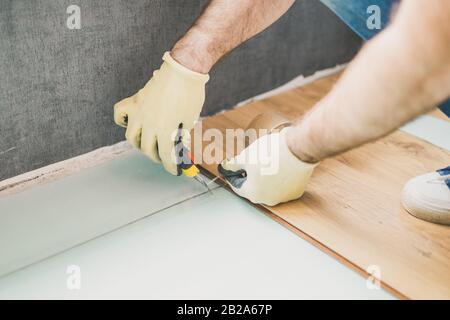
[320,0,450,117]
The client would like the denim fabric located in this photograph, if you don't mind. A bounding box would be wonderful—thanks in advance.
[437,166,450,189]
[320,0,450,117]
[438,100,450,117]
[437,166,450,176]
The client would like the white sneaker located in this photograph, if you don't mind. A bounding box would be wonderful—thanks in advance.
[401,166,450,225]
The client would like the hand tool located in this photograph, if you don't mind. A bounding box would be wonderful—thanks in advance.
[175,125,213,194]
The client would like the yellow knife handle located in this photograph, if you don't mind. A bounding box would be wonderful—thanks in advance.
[182,165,200,178]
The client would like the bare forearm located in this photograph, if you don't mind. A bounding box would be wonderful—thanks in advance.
[288,0,450,163]
[171,0,295,73]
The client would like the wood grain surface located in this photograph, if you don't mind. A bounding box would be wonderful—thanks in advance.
[195,74,450,299]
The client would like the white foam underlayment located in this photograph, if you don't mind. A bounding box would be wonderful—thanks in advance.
[0,186,393,299]
[0,151,220,278]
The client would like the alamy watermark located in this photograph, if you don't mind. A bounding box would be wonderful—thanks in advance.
[366,264,381,290]
[367,5,382,30]
[66,5,81,30]
[66,264,81,290]
[170,123,282,176]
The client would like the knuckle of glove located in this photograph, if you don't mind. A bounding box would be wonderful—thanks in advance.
[114,97,135,127]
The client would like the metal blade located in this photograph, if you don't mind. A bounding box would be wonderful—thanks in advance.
[194,175,213,194]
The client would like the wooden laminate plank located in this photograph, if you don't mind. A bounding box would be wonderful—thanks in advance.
[429,109,449,122]
[194,74,450,299]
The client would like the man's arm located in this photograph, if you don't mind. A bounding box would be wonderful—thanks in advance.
[287,0,450,163]
[114,0,295,175]
[171,0,296,73]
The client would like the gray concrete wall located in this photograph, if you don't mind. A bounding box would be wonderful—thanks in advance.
[0,0,361,181]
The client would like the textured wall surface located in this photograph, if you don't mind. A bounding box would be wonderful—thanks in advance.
[0,0,361,180]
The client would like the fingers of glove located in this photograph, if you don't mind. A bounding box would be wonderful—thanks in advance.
[228,176,260,204]
[220,157,257,202]
[113,95,137,127]
[140,128,161,164]
[220,156,246,173]
[125,118,143,149]
[156,131,178,176]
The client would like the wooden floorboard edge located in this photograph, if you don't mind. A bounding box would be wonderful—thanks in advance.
[199,166,408,300]
[258,207,408,300]
[230,64,346,110]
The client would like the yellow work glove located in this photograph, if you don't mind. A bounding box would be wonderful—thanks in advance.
[114,52,209,175]
[219,127,318,206]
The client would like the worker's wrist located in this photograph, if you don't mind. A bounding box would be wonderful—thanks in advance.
[171,27,216,74]
[286,120,322,164]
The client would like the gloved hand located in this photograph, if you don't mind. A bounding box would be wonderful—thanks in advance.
[219,127,318,206]
[114,52,209,175]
